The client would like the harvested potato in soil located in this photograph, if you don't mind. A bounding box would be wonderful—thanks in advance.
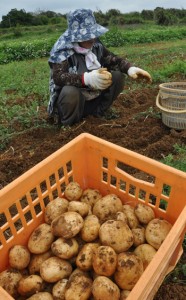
[145,218,172,249]
[92,245,117,276]
[64,181,83,201]
[93,194,123,223]
[51,211,84,238]
[9,245,30,270]
[114,252,144,290]
[99,219,134,253]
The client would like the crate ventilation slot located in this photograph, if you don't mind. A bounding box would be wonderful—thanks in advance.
[101,157,171,212]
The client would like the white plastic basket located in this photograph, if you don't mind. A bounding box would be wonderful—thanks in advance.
[156,82,186,130]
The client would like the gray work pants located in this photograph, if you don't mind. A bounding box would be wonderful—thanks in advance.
[56,71,125,126]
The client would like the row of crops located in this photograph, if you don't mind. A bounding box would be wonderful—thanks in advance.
[0,26,186,64]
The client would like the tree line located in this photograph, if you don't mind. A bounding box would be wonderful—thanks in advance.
[0,7,186,28]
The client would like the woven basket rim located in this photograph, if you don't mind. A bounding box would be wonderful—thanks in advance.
[156,93,186,113]
[159,82,186,94]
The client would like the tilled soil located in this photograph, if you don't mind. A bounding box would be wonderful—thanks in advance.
[1,87,186,188]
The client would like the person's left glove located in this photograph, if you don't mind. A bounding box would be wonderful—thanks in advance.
[128,67,152,82]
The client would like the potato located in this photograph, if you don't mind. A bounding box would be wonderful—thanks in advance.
[51,211,84,239]
[76,243,100,271]
[116,211,128,223]
[44,197,69,224]
[40,256,72,283]
[28,250,53,274]
[64,182,83,201]
[81,188,102,208]
[52,278,68,300]
[99,220,133,253]
[68,201,90,218]
[92,276,120,300]
[0,269,22,297]
[51,237,79,259]
[134,203,155,224]
[120,290,131,300]
[145,218,172,249]
[65,272,92,300]
[93,194,123,223]
[80,214,100,242]
[26,292,53,300]
[28,223,55,254]
[123,204,139,229]
[131,226,146,247]
[69,268,89,279]
[99,68,112,79]
[9,245,30,270]
[92,245,117,276]
[17,274,43,297]
[134,244,157,269]
[114,252,144,290]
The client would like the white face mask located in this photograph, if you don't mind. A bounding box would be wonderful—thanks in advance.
[73,43,101,70]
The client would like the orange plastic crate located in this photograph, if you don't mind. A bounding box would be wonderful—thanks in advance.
[0,133,186,300]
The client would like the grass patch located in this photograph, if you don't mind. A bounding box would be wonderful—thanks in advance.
[159,143,186,210]
[0,58,49,148]
[0,58,49,96]
[161,144,186,172]
[110,39,186,84]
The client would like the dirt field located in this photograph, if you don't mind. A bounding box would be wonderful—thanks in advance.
[1,86,186,187]
[0,85,185,299]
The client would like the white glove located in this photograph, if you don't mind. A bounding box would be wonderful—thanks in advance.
[128,67,152,82]
[83,68,112,90]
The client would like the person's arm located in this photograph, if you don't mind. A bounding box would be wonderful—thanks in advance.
[50,61,83,88]
[101,46,132,74]
[50,61,112,90]
[101,46,152,82]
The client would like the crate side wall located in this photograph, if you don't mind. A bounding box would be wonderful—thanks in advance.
[83,135,186,223]
[0,135,88,272]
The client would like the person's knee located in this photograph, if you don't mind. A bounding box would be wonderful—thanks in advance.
[112,71,125,88]
[60,86,80,108]
[109,71,125,98]
[57,86,84,125]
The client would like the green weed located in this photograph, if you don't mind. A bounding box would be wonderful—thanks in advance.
[0,58,49,148]
[134,107,161,121]
[104,107,120,120]
[164,236,186,284]
[161,144,186,172]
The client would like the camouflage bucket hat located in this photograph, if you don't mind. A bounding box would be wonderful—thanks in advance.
[63,9,108,42]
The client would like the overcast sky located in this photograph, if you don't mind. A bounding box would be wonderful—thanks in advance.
[0,0,185,21]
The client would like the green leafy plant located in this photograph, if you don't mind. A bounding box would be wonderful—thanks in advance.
[1,25,186,64]
[164,235,186,284]
[161,144,186,172]
[159,144,186,209]
[104,107,120,120]
[134,107,161,121]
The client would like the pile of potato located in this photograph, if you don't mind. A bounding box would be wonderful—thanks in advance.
[0,182,173,300]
